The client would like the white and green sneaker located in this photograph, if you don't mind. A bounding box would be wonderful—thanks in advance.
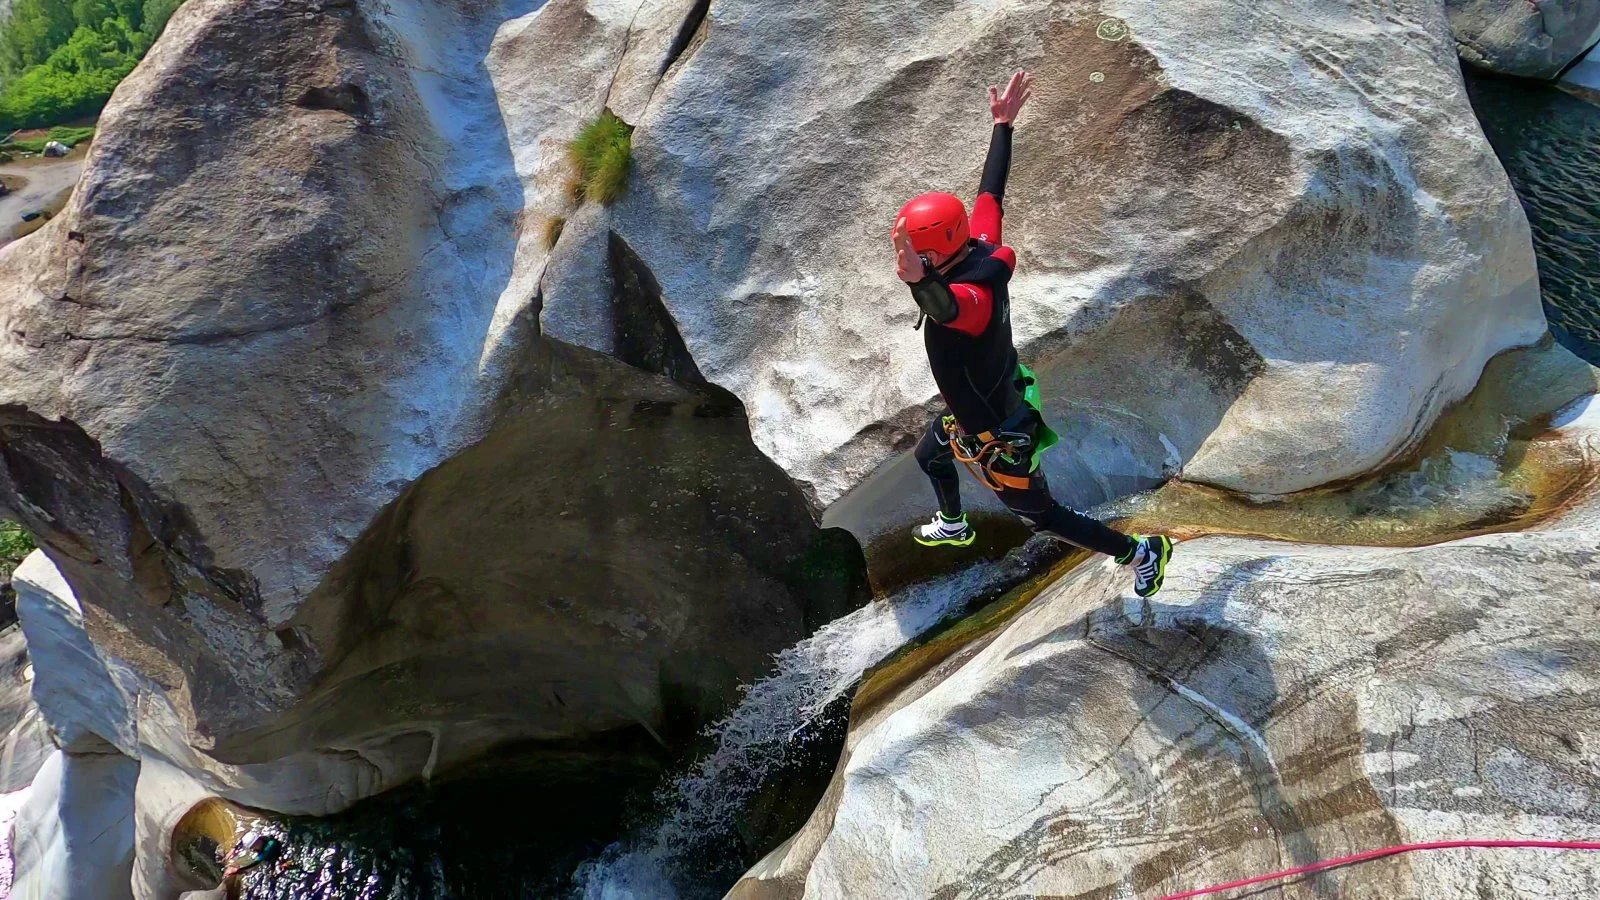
[1124,534,1174,598]
[914,512,976,548]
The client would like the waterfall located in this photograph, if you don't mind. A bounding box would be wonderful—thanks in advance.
[573,562,1007,899]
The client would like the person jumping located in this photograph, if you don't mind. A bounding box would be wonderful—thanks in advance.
[890,70,1175,598]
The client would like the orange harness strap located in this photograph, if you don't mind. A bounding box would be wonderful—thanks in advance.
[944,419,1034,493]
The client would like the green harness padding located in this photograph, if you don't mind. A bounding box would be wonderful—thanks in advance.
[1016,363,1059,472]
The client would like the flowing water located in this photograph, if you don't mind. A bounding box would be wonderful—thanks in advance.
[571,564,1004,898]
[236,563,1030,899]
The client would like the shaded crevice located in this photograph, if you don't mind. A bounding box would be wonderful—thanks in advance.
[1555,37,1598,80]
[660,0,712,76]
[230,338,868,773]
[296,83,372,120]
[607,230,742,415]
[0,404,307,744]
[0,406,265,619]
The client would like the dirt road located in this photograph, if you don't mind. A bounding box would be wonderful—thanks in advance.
[0,155,85,247]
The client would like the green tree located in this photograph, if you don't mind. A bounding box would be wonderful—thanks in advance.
[140,0,182,40]
[0,0,166,131]
[0,521,35,583]
[70,0,114,31]
[1,0,79,77]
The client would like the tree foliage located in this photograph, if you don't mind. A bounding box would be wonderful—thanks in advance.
[0,521,34,582]
[0,0,182,131]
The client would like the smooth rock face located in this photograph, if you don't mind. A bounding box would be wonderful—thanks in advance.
[8,749,138,900]
[1447,0,1600,79]
[736,397,1600,899]
[616,0,1544,531]
[0,625,51,792]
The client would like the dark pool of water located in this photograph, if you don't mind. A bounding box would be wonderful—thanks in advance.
[234,742,661,900]
[1466,70,1600,364]
[235,700,848,900]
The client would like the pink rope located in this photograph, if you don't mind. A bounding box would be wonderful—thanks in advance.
[1155,839,1600,900]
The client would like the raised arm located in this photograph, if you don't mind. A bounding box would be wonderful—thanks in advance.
[972,71,1032,244]
[978,124,1013,202]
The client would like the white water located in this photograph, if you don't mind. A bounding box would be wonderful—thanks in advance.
[574,563,1003,899]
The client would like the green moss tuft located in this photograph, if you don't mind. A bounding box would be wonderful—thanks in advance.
[567,110,633,207]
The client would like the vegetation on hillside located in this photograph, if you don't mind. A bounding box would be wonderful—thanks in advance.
[0,521,35,582]
[0,123,94,153]
[0,0,184,131]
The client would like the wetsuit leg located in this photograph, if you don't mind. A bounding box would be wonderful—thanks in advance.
[914,415,963,519]
[989,453,1136,559]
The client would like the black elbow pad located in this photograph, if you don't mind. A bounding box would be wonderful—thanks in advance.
[908,270,959,324]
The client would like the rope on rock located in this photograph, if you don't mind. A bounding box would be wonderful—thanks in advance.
[1155,839,1600,900]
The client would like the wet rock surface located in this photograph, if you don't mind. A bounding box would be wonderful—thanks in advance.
[1112,339,1600,548]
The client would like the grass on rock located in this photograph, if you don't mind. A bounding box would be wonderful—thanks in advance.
[543,215,565,250]
[566,110,632,206]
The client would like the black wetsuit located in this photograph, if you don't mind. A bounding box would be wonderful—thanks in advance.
[907,125,1135,559]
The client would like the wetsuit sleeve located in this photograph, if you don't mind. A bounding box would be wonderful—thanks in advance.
[909,253,1013,333]
[944,281,994,337]
[907,268,959,325]
[970,124,1012,243]
[979,123,1012,200]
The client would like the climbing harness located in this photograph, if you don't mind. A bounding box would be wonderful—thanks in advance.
[943,363,1059,491]
[944,413,1033,491]
[1154,839,1600,900]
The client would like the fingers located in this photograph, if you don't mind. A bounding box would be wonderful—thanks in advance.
[1004,71,1033,120]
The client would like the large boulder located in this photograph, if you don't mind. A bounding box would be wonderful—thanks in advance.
[1447,0,1600,79]
[731,384,1600,899]
[0,0,864,835]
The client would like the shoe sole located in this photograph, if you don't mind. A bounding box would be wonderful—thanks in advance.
[914,531,977,548]
[1134,535,1174,598]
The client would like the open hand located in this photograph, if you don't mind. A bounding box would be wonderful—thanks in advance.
[989,70,1034,125]
[892,217,927,283]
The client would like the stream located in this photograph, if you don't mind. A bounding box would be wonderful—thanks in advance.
[236,565,1021,900]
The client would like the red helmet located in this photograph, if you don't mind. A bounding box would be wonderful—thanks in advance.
[897,192,970,259]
